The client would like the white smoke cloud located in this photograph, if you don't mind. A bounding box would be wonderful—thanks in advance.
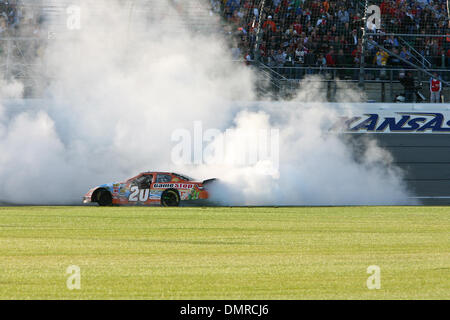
[0,0,412,205]
[196,92,411,206]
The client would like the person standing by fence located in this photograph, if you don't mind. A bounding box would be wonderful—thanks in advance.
[400,71,416,103]
[430,72,442,103]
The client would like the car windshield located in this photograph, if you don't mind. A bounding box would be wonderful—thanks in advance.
[134,175,153,186]
[172,173,195,181]
[128,174,151,183]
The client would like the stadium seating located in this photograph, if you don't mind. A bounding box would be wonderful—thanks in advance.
[1,1,449,68]
[218,0,449,71]
[215,0,449,101]
[0,0,448,100]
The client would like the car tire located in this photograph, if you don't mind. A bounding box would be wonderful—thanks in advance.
[98,191,113,206]
[161,189,180,207]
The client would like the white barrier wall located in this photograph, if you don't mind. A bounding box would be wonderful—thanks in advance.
[2,99,450,204]
[329,104,450,134]
[3,100,450,133]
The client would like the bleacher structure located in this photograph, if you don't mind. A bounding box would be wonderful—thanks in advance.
[239,0,450,101]
[0,0,449,102]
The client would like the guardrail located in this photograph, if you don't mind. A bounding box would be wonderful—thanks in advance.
[263,66,450,82]
[244,62,450,102]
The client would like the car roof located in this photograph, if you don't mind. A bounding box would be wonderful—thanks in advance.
[139,172,195,181]
[140,171,171,175]
[140,171,186,175]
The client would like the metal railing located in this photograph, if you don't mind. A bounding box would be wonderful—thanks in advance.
[266,66,450,81]
[247,63,450,102]
[397,36,432,69]
[0,37,46,77]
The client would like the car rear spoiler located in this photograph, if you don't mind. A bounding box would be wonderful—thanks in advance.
[202,178,217,185]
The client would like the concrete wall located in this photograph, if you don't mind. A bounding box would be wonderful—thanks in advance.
[349,134,450,205]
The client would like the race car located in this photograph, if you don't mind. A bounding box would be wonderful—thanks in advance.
[83,172,215,207]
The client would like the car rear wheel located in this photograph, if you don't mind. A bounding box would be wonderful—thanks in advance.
[161,190,180,207]
[98,191,113,206]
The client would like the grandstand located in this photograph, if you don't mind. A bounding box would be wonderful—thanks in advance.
[220,0,450,101]
[0,0,449,101]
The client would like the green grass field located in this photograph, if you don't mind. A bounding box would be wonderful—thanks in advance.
[0,206,448,299]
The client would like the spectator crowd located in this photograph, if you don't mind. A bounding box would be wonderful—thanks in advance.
[1,0,449,82]
[0,0,43,37]
[215,0,450,78]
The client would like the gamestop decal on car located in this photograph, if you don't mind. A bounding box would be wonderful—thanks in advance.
[83,172,215,207]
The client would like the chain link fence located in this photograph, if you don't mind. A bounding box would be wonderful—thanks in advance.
[0,1,449,101]
[219,0,449,69]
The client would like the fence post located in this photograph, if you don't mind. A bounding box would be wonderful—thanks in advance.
[389,69,393,102]
[359,0,369,89]
[5,39,11,78]
[253,0,266,63]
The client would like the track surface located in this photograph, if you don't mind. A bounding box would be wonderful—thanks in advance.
[0,206,449,299]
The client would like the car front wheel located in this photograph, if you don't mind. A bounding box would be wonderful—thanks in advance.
[98,191,113,206]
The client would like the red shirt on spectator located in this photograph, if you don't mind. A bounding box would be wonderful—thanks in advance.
[352,47,362,64]
[388,6,395,16]
[326,52,336,66]
[380,0,390,15]
[430,79,441,92]
[243,0,253,9]
[292,23,302,35]
[263,19,276,33]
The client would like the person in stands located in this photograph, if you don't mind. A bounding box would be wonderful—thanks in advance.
[399,71,416,103]
[429,72,442,103]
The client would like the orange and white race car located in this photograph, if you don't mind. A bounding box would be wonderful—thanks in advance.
[83,172,215,207]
